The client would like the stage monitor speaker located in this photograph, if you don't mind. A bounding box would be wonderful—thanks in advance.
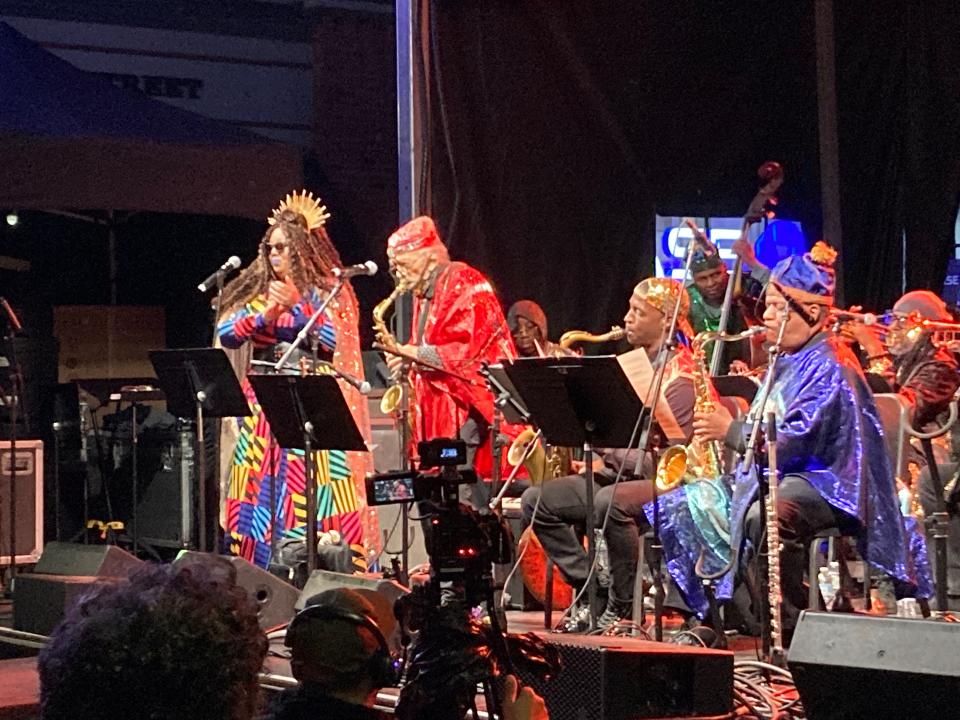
[14,541,143,635]
[174,552,300,631]
[33,541,143,577]
[515,634,733,720]
[788,611,960,720]
[298,570,410,652]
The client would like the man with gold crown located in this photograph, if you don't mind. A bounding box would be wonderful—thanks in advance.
[521,276,701,633]
[383,216,520,508]
[651,242,929,641]
[217,191,378,570]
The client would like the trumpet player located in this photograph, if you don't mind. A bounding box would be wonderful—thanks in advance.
[383,216,519,508]
[521,277,700,633]
[659,243,924,641]
[849,290,960,600]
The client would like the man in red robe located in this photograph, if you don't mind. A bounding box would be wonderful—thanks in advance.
[385,216,519,506]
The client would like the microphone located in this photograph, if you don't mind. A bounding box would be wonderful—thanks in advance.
[681,218,718,256]
[314,359,372,395]
[832,309,880,326]
[332,261,378,279]
[198,256,242,292]
[0,297,23,333]
[338,370,372,396]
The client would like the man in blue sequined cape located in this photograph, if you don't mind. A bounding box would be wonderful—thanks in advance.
[646,242,932,632]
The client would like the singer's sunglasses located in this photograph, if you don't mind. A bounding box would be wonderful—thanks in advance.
[263,241,289,254]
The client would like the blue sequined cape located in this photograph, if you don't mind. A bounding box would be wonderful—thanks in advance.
[645,332,932,616]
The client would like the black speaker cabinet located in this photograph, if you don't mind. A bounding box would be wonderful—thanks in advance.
[33,541,143,577]
[174,552,300,630]
[515,634,733,720]
[298,570,410,652]
[789,611,960,720]
[14,541,143,635]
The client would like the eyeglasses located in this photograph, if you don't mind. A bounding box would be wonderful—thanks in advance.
[263,241,288,254]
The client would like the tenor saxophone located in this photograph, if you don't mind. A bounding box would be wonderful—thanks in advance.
[507,326,627,482]
[655,326,765,491]
[372,280,409,415]
[558,325,626,350]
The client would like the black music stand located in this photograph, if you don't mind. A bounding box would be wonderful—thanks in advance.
[149,349,250,553]
[712,375,760,405]
[248,374,367,573]
[115,384,165,556]
[503,355,643,628]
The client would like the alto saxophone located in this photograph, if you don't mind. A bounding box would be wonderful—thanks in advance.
[372,280,410,415]
[655,326,765,491]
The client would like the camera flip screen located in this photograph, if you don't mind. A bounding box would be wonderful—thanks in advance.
[365,472,416,506]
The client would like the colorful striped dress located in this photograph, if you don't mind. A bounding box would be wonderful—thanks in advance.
[217,288,358,568]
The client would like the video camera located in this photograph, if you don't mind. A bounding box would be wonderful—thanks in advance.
[364,438,475,507]
[365,438,512,595]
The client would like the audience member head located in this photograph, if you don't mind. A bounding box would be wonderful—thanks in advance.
[284,588,398,706]
[38,561,267,720]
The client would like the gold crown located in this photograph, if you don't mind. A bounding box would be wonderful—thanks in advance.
[268,190,330,231]
[809,241,838,267]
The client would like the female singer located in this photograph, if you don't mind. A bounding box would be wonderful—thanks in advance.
[217,192,377,569]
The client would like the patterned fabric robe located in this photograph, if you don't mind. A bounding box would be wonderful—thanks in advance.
[218,288,363,568]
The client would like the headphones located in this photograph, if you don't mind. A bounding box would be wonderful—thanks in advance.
[284,604,401,688]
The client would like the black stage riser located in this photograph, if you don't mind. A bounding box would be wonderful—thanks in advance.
[789,611,960,720]
[514,634,733,720]
[14,541,143,635]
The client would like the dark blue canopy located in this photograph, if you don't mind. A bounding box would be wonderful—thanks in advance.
[0,21,302,217]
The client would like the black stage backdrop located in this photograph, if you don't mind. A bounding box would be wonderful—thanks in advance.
[835,0,960,312]
[422,0,960,332]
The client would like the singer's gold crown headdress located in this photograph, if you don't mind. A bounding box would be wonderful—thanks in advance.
[268,190,330,231]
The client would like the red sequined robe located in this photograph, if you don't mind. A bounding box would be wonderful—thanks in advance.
[409,261,520,477]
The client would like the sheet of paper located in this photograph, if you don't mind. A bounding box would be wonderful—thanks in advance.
[616,347,683,440]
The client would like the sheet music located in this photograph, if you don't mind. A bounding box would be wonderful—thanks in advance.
[616,347,683,440]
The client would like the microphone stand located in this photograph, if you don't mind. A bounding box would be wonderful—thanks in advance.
[630,237,702,641]
[275,279,345,372]
[211,273,226,347]
[479,364,533,511]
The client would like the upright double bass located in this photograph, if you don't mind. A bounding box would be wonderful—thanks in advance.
[709,161,784,375]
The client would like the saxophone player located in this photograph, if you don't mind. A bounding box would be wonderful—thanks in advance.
[383,216,519,508]
[521,277,701,633]
[657,243,925,642]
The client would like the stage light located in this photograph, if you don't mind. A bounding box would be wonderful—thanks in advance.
[5,212,18,227]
